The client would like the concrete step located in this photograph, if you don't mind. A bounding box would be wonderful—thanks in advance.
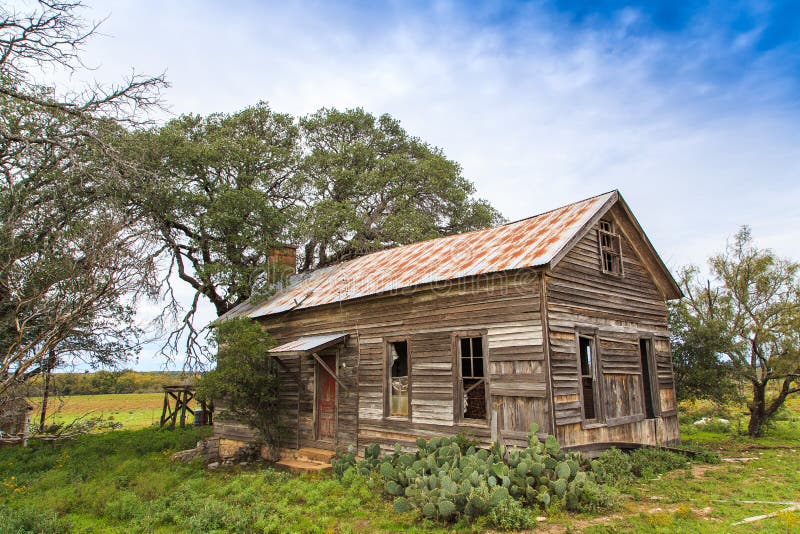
[296,447,336,463]
[275,458,332,474]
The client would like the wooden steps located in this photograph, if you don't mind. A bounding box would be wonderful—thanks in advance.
[296,447,336,463]
[275,447,335,474]
[275,458,332,473]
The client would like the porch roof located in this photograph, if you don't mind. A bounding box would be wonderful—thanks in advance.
[269,333,348,354]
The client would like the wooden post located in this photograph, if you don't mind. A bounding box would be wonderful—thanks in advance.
[179,390,187,427]
[160,391,170,427]
[38,348,55,432]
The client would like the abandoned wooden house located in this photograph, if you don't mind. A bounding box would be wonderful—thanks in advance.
[216,190,682,461]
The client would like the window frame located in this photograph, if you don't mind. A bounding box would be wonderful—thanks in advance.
[453,331,490,424]
[639,336,661,419]
[574,329,604,427]
[597,220,624,276]
[383,336,412,421]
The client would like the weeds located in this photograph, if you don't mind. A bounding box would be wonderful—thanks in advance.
[1,404,797,533]
[628,448,689,478]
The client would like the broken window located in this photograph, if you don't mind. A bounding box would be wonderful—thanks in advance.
[388,341,409,417]
[459,336,487,420]
[579,335,598,421]
[598,220,623,275]
[639,338,657,418]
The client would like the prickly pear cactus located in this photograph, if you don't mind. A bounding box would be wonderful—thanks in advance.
[339,429,614,525]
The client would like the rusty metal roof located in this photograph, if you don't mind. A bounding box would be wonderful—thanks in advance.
[226,191,616,319]
[270,333,348,353]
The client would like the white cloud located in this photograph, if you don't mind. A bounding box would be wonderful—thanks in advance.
[40,0,799,369]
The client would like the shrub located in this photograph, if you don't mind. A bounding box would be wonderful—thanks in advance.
[628,448,688,478]
[0,507,70,534]
[487,498,537,530]
[564,478,619,513]
[590,447,634,488]
[196,317,283,459]
[105,491,145,521]
[677,443,721,464]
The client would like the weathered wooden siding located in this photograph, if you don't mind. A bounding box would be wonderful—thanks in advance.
[213,204,681,452]
[215,271,551,452]
[546,210,680,447]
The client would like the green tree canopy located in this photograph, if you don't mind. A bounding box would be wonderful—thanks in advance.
[669,294,738,403]
[672,227,800,437]
[127,104,303,361]
[298,108,503,270]
[131,106,503,364]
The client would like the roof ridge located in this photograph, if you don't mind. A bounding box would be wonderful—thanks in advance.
[500,189,618,227]
[308,189,617,270]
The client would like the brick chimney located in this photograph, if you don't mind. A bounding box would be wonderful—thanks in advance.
[268,246,297,277]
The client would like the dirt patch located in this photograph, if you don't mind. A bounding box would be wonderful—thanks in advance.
[353,518,372,532]
[536,505,681,533]
[691,463,721,477]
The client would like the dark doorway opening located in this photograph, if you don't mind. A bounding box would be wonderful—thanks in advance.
[639,339,656,418]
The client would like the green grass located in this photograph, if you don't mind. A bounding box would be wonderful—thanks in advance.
[28,393,201,431]
[0,427,442,533]
[2,397,799,533]
[574,402,800,533]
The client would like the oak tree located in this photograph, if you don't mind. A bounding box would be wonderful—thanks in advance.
[133,106,502,365]
[127,103,303,364]
[298,108,502,270]
[672,227,800,437]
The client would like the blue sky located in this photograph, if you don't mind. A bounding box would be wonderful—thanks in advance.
[41,0,800,371]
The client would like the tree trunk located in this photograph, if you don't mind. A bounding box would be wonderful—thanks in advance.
[748,381,766,437]
[38,348,55,432]
[765,376,799,420]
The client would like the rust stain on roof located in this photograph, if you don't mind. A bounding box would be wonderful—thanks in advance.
[227,191,615,319]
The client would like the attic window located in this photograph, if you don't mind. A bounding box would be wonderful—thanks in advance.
[598,220,623,275]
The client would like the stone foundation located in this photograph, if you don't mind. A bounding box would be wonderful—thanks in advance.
[171,437,221,462]
[219,438,246,459]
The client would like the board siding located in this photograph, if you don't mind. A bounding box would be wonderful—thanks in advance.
[214,205,681,452]
[546,211,680,448]
[215,271,550,452]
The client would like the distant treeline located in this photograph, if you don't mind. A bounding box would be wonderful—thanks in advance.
[23,370,196,397]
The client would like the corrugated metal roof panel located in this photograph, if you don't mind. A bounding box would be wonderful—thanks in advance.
[269,333,348,353]
[227,191,616,319]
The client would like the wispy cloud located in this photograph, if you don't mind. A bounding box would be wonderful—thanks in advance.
[52,0,800,369]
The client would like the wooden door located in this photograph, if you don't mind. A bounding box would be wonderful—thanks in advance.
[315,354,337,442]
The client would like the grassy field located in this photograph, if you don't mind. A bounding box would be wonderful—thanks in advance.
[28,393,202,431]
[1,395,798,533]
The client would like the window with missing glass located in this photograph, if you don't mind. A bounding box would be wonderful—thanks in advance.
[578,334,600,422]
[386,340,410,418]
[458,336,488,421]
[598,220,623,275]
